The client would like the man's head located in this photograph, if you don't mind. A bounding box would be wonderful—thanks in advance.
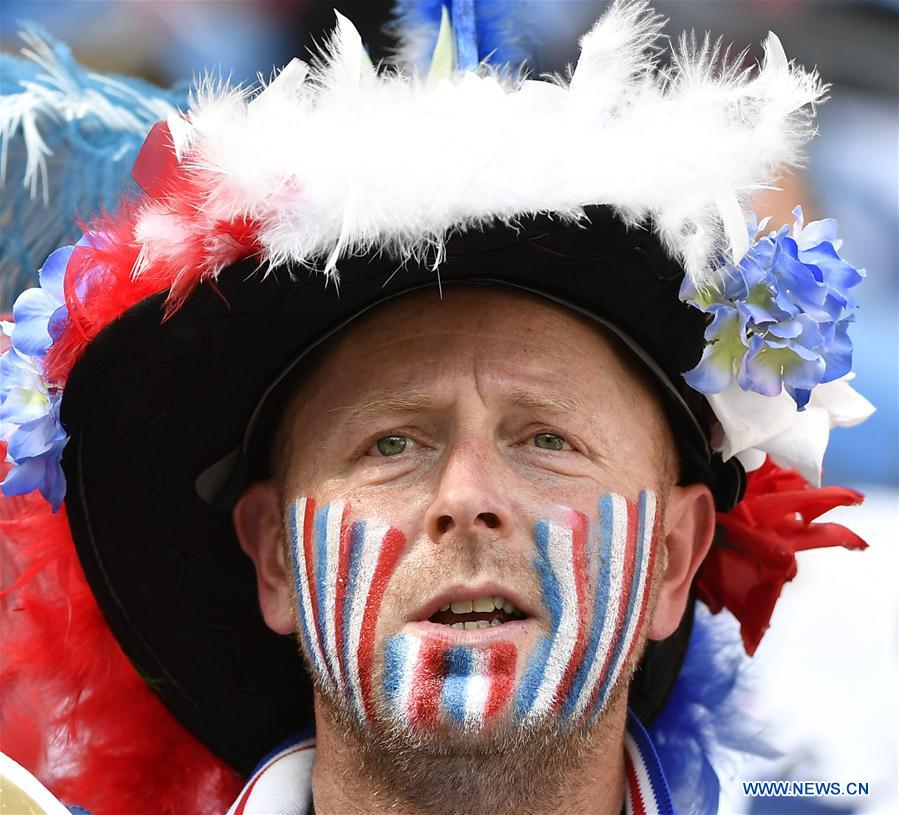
[234,285,715,757]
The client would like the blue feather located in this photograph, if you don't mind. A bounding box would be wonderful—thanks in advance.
[388,1,541,72]
[0,26,188,308]
[650,604,779,815]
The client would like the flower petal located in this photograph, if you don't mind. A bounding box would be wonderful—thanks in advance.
[37,245,75,302]
[10,288,56,358]
[706,381,798,461]
[762,406,831,486]
[808,377,875,428]
[794,217,838,250]
[735,446,767,473]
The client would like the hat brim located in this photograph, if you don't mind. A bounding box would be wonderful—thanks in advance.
[60,206,741,772]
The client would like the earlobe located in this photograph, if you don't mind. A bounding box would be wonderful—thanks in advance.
[647,484,716,640]
[233,481,296,635]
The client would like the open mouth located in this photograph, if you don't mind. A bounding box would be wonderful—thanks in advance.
[427,595,527,630]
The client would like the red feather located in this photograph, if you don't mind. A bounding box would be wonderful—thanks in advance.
[697,457,867,656]
[0,482,243,813]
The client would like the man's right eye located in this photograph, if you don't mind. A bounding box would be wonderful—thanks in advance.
[370,435,408,456]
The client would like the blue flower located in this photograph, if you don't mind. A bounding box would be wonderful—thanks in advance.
[9,244,73,358]
[682,207,864,409]
[0,234,98,510]
[0,346,67,510]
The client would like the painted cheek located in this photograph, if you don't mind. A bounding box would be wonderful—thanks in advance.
[518,491,659,725]
[288,497,407,725]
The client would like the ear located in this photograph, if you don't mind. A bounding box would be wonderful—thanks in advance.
[233,481,295,635]
[647,483,716,640]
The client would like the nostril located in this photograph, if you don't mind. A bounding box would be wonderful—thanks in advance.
[436,515,453,534]
[477,512,499,529]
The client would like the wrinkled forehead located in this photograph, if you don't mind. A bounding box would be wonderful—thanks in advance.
[292,286,662,410]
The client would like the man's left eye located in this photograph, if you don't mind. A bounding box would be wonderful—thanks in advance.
[371,435,408,456]
[533,432,568,451]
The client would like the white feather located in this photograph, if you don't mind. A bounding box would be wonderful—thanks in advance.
[130,1,826,289]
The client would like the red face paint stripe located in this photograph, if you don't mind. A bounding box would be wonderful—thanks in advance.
[333,506,354,691]
[301,498,325,667]
[357,527,406,723]
[408,638,444,730]
[484,642,517,720]
[587,496,638,711]
[621,496,660,674]
[554,510,590,711]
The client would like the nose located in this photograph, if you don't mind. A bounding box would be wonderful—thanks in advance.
[424,441,514,544]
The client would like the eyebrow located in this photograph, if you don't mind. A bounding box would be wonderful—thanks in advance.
[331,387,587,428]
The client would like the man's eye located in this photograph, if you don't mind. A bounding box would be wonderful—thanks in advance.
[373,435,408,456]
[534,432,567,451]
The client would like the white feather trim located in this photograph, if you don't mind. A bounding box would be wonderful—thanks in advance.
[133,1,826,288]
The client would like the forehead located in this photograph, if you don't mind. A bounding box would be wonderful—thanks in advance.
[287,286,665,424]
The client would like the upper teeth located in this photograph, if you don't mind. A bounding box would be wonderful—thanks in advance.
[439,595,517,614]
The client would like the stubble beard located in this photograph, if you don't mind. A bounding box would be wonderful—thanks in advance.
[310,655,635,815]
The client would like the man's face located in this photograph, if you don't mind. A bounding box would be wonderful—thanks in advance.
[268,287,679,749]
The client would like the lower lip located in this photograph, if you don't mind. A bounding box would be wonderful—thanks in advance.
[403,619,534,645]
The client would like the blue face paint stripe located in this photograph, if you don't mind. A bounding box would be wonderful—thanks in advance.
[562,493,615,718]
[593,497,647,715]
[313,504,332,681]
[340,520,366,705]
[382,634,409,713]
[441,647,473,724]
[290,500,326,680]
[515,519,562,717]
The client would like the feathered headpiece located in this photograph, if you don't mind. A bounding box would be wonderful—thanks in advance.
[0,2,874,813]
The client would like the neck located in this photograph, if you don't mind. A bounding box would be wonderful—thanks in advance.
[310,694,628,815]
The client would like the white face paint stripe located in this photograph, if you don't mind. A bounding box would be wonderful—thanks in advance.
[293,498,331,692]
[464,648,490,729]
[321,500,345,690]
[604,492,656,696]
[395,635,422,726]
[570,492,627,719]
[527,521,578,721]
[346,520,388,722]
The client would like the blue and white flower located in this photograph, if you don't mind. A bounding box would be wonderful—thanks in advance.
[0,344,68,510]
[0,237,96,509]
[682,208,864,410]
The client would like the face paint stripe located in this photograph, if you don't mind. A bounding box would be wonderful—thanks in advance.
[343,521,367,718]
[319,500,345,689]
[408,638,443,729]
[345,520,384,721]
[441,647,472,725]
[382,634,409,717]
[580,492,629,716]
[484,642,517,720]
[312,505,334,686]
[464,648,491,729]
[333,506,354,695]
[357,527,406,724]
[514,520,560,718]
[554,510,590,712]
[565,493,616,719]
[527,520,580,721]
[293,498,330,688]
[617,491,659,687]
[288,499,316,674]
[593,495,652,718]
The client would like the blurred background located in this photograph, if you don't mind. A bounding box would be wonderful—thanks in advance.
[1,1,896,812]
